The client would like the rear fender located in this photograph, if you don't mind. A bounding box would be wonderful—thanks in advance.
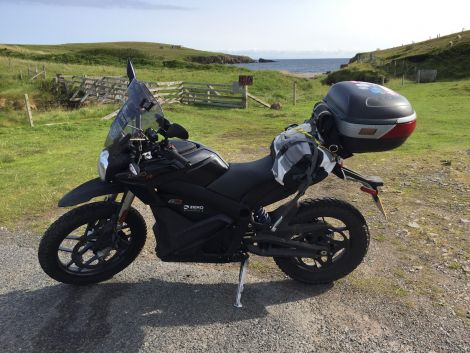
[58,178,126,207]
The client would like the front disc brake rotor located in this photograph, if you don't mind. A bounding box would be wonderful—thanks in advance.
[70,222,115,270]
[71,240,113,270]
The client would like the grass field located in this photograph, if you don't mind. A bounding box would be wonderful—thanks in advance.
[0,51,469,228]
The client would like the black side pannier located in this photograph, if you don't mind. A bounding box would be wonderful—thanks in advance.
[270,124,336,188]
[311,81,416,158]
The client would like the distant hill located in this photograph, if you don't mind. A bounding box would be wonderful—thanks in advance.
[350,30,470,80]
[0,41,253,67]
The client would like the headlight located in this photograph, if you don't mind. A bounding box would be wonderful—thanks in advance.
[97,149,109,181]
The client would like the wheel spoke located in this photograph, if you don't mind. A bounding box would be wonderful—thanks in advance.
[331,239,346,246]
[58,246,73,253]
[330,226,348,232]
[77,242,93,255]
[83,254,99,266]
[65,235,82,240]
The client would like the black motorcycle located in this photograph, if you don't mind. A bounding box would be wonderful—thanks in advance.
[39,60,416,307]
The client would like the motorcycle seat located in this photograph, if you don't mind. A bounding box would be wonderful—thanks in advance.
[207,155,275,200]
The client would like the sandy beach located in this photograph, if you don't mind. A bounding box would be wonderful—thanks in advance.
[278,70,324,79]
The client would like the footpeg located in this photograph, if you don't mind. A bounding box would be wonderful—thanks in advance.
[234,256,249,308]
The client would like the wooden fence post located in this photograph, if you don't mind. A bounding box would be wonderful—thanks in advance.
[293,82,297,105]
[381,76,385,85]
[243,85,248,109]
[417,70,421,84]
[19,70,23,80]
[401,74,404,86]
[24,94,34,127]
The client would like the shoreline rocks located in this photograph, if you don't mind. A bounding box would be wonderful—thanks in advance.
[258,58,276,63]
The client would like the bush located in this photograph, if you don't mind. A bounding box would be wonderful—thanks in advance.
[323,66,388,85]
[162,60,200,69]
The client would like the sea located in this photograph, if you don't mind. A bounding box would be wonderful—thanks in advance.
[232,58,349,74]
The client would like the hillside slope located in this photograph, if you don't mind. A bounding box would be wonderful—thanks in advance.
[350,30,470,79]
[0,41,253,66]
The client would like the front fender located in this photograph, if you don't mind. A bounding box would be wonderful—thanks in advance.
[58,178,126,207]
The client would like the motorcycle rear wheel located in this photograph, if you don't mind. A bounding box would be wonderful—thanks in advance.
[38,202,146,285]
[273,198,370,284]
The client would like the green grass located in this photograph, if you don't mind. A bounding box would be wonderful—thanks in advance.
[350,30,470,80]
[386,79,470,153]
[0,41,231,67]
[0,56,322,118]
[367,30,470,61]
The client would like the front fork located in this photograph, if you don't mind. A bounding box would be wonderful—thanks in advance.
[117,191,135,224]
[106,191,135,243]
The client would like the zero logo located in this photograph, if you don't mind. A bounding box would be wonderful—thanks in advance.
[183,205,204,212]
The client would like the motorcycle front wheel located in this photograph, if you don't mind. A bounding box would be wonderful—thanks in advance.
[274,198,370,284]
[38,201,146,285]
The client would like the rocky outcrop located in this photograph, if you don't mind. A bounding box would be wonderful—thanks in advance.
[349,52,376,64]
[258,58,276,63]
[189,55,254,64]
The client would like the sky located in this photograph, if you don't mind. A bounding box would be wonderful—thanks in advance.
[0,0,469,59]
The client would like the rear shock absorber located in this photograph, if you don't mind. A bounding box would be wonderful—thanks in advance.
[253,207,271,225]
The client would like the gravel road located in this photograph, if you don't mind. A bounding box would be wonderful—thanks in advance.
[0,227,468,353]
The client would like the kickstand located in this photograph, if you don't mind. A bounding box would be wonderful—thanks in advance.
[234,256,249,308]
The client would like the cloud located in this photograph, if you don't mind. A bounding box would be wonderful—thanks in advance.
[1,0,193,10]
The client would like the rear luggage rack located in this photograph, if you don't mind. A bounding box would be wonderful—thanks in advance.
[338,167,384,188]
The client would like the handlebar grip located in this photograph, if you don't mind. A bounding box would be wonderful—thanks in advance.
[167,147,191,168]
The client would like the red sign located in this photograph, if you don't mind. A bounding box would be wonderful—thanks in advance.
[238,75,253,86]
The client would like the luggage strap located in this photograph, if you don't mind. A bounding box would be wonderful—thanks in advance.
[270,145,320,232]
[298,144,319,194]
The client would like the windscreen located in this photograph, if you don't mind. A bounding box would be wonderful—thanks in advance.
[105,79,163,147]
